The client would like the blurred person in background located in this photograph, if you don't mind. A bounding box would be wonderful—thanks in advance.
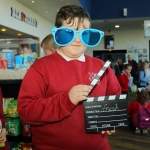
[0,88,9,150]
[41,34,59,56]
[128,55,138,84]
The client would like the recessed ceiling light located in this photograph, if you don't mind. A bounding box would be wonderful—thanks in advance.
[1,28,6,32]
[32,0,34,3]
[17,33,22,36]
[115,25,120,28]
[46,10,48,13]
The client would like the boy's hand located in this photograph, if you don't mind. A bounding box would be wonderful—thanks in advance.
[69,85,92,105]
[0,128,7,142]
[101,130,115,135]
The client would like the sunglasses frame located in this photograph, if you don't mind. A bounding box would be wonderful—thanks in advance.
[51,26,104,47]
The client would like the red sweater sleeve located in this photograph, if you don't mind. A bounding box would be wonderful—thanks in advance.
[18,67,76,125]
[0,88,7,128]
[147,103,150,108]
[118,73,129,92]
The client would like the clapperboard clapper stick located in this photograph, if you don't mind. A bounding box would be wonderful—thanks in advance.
[83,61,128,133]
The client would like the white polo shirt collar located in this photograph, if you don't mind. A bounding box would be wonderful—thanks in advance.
[57,49,85,62]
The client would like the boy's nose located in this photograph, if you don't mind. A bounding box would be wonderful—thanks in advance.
[74,33,80,42]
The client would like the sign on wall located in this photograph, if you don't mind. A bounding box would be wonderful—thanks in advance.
[11,7,37,27]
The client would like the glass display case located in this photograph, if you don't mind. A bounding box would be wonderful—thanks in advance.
[0,38,40,79]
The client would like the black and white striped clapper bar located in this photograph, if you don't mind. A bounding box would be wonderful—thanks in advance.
[83,61,128,133]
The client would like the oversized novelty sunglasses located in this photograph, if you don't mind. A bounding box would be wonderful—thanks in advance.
[51,26,104,47]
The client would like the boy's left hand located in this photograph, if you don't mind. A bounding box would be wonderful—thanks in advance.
[101,130,115,135]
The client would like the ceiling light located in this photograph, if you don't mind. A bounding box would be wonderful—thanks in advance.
[6,41,11,44]
[1,28,6,32]
[32,0,34,3]
[46,10,48,13]
[115,25,120,28]
[17,33,22,36]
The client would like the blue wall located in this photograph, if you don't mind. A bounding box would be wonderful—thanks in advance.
[79,0,150,20]
[78,0,91,16]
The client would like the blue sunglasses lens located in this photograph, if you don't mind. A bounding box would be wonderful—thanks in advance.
[55,28,74,45]
[82,30,101,46]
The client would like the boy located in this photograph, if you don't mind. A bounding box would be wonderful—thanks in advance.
[18,5,121,150]
[41,34,58,56]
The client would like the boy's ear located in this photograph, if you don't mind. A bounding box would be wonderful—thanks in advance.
[50,48,56,54]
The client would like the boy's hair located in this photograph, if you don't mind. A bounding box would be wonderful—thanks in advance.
[41,34,58,50]
[20,44,30,50]
[122,64,132,70]
[137,89,149,106]
[55,5,91,27]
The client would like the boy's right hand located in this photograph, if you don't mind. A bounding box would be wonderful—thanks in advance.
[68,85,93,105]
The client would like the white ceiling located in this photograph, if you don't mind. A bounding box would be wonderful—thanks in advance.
[17,0,81,24]
[0,0,149,38]
[16,0,150,32]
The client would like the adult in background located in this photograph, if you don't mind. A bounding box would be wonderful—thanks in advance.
[41,34,59,56]
[106,54,121,77]
[117,59,123,73]
[128,55,138,83]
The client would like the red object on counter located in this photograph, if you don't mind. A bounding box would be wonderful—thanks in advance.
[0,59,7,70]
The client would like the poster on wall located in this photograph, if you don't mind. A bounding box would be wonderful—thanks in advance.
[144,20,150,38]
[127,45,138,53]
[104,35,114,49]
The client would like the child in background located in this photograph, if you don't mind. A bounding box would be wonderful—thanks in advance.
[128,88,150,133]
[41,34,59,56]
[145,61,150,82]
[117,63,132,94]
[138,62,150,87]
[0,88,9,150]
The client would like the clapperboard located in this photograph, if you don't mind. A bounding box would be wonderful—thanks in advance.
[83,61,128,133]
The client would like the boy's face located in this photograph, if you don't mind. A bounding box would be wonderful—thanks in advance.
[60,17,90,59]
[125,66,132,74]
